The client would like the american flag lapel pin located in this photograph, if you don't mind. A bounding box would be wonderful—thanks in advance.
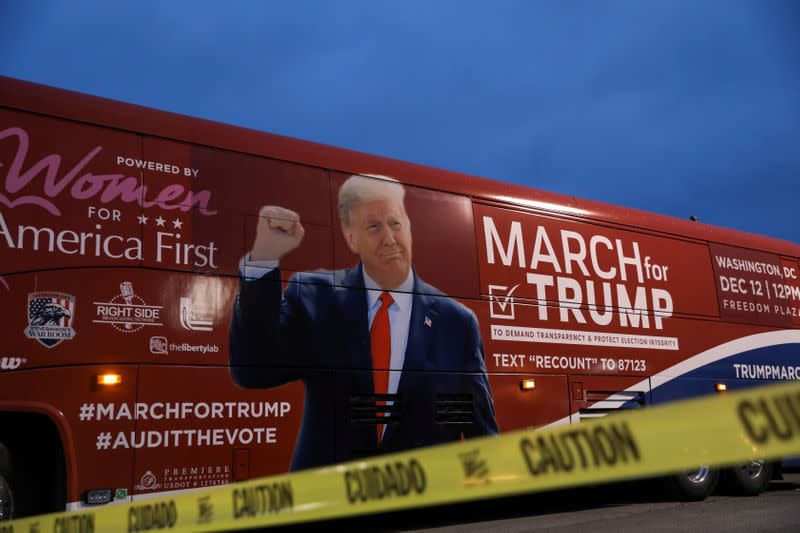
[424,316,432,327]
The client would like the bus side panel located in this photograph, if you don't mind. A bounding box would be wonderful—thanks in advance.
[139,137,334,281]
[650,341,800,403]
[329,171,481,300]
[0,273,35,368]
[709,244,800,329]
[0,109,144,276]
[489,373,569,431]
[567,375,651,423]
[0,365,139,505]
[133,364,303,496]
[651,342,800,469]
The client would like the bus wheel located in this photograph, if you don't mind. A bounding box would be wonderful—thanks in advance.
[0,443,13,520]
[722,460,773,496]
[668,466,719,501]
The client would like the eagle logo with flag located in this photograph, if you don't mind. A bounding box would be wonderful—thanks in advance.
[24,292,77,348]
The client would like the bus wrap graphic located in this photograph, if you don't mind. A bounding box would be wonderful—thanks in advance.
[24,291,77,348]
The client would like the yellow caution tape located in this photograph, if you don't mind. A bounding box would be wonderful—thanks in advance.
[6,380,800,532]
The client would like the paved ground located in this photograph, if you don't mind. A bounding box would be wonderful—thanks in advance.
[264,473,800,533]
[410,475,800,532]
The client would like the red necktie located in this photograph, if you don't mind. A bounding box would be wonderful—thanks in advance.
[370,291,393,443]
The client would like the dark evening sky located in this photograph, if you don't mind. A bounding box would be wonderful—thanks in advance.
[2,1,798,243]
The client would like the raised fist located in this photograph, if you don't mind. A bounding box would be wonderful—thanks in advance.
[249,206,305,261]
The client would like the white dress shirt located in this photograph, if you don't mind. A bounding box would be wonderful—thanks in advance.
[241,258,415,395]
[363,268,414,396]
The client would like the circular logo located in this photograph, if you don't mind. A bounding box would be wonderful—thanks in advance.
[136,470,161,491]
[109,293,148,333]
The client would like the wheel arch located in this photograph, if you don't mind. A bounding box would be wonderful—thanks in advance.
[0,401,78,505]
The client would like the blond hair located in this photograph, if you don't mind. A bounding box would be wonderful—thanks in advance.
[337,174,406,227]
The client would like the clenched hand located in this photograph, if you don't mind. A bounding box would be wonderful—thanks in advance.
[249,206,305,261]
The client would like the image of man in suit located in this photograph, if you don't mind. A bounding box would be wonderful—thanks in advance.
[230,175,498,471]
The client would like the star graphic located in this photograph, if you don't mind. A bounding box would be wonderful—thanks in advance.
[155,216,166,227]
[137,215,148,225]
[172,218,184,229]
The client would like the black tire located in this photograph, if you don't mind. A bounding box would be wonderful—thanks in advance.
[667,466,719,501]
[0,441,13,521]
[721,460,773,496]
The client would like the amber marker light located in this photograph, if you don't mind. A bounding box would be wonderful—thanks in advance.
[520,379,536,391]
[97,373,122,386]
[715,383,727,393]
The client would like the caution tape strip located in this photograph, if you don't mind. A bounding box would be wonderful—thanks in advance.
[6,380,800,532]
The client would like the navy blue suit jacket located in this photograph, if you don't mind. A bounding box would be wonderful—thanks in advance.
[229,263,498,471]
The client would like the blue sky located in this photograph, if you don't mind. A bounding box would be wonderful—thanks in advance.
[2,1,798,243]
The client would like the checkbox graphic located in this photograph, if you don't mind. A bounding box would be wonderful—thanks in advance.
[488,284,520,319]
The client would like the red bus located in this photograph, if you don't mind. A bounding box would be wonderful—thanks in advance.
[1,76,798,519]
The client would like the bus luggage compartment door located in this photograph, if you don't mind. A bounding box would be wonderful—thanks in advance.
[488,373,570,431]
[568,375,650,423]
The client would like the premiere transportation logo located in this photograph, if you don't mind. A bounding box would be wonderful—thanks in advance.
[93,281,164,333]
[135,470,162,491]
[24,291,77,348]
